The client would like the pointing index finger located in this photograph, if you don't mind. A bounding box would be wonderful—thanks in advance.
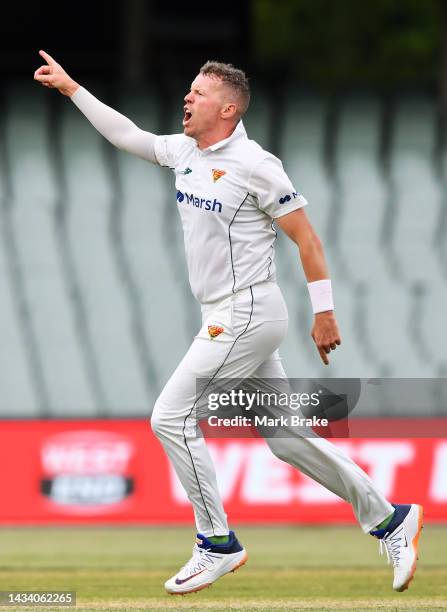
[39,50,56,66]
[318,346,329,365]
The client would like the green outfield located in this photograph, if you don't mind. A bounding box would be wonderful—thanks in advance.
[0,526,445,611]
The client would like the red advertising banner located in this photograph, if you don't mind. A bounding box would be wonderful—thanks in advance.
[0,419,446,524]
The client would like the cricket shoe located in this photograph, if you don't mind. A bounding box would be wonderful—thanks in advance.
[165,531,248,595]
[370,503,424,591]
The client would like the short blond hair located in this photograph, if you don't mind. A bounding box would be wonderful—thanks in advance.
[200,60,250,117]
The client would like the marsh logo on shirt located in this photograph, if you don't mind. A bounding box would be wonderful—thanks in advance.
[176,191,223,213]
[279,192,299,204]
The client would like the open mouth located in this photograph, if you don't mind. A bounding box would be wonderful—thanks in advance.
[183,108,192,126]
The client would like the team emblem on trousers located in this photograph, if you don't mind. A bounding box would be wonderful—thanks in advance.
[208,325,224,338]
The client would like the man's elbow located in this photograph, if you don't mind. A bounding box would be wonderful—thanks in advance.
[297,227,324,255]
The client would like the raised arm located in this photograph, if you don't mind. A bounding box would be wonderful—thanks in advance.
[276,208,341,365]
[34,50,158,163]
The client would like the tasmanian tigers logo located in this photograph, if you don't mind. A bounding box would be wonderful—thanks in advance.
[212,169,226,183]
[208,325,224,338]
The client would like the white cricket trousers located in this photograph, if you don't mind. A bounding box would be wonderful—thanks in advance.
[151,280,393,535]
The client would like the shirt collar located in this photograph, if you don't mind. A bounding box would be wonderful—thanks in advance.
[200,120,247,153]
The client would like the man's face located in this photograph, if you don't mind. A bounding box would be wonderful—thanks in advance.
[183,73,227,140]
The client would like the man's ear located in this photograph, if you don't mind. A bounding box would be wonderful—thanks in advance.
[222,103,238,120]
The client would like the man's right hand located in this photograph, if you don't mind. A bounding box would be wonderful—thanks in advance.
[311,311,341,365]
[34,50,80,97]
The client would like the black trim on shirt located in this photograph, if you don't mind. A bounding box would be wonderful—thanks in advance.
[228,193,250,294]
[267,220,277,279]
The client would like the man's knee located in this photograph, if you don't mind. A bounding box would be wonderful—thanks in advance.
[150,397,170,439]
[150,397,183,440]
[150,401,162,438]
[267,438,294,463]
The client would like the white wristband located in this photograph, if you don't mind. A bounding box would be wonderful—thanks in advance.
[307,279,334,314]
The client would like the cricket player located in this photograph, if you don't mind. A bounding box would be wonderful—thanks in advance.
[34,50,423,595]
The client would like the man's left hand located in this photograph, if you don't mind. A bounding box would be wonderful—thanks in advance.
[311,311,341,365]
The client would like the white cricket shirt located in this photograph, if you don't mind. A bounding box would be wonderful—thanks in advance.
[154,121,307,304]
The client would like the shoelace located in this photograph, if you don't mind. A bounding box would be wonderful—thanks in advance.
[379,529,404,568]
[180,544,217,577]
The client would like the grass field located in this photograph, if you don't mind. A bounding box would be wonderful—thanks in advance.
[0,526,446,611]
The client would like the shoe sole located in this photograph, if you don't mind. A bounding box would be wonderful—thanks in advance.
[395,504,424,592]
[167,552,248,596]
